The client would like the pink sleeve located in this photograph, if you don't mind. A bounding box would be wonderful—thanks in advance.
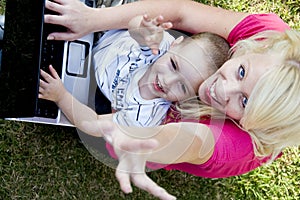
[227,13,290,46]
[105,119,276,178]
[164,119,273,178]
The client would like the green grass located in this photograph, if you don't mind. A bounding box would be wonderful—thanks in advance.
[1,0,300,199]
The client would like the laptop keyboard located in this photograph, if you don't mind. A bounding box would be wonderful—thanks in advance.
[36,1,94,119]
[36,18,65,119]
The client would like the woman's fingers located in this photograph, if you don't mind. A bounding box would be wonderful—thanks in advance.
[131,174,177,200]
[118,138,159,152]
[45,0,90,41]
[45,0,62,14]
[115,170,133,194]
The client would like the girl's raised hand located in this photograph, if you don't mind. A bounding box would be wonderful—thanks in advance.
[129,14,173,55]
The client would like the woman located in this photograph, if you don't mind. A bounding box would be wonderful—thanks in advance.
[44,0,300,199]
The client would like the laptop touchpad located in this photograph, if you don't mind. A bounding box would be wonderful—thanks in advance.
[66,41,89,77]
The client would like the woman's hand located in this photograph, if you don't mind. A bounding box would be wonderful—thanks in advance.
[129,14,173,55]
[89,119,177,200]
[39,65,67,103]
[45,0,95,41]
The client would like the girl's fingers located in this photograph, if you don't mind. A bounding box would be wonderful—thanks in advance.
[48,65,60,79]
[40,70,52,82]
[40,65,59,82]
[161,22,173,30]
[143,14,151,22]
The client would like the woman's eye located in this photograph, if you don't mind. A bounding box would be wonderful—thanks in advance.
[170,58,177,70]
[242,96,248,108]
[238,65,245,79]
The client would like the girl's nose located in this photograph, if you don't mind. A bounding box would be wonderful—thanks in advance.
[164,75,179,86]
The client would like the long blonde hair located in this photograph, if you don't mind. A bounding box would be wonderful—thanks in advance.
[179,30,300,160]
[238,30,300,160]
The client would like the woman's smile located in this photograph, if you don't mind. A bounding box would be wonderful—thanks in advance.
[209,80,222,105]
[199,53,281,120]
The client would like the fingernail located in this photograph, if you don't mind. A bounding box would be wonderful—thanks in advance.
[47,35,54,40]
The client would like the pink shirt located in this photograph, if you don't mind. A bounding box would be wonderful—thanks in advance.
[106,13,290,178]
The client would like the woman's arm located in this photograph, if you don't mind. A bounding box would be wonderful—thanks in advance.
[45,0,248,41]
[90,119,215,199]
[91,120,215,165]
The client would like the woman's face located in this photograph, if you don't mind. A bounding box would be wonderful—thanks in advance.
[198,53,281,120]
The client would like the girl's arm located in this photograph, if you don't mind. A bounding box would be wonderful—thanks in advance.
[39,65,112,137]
[45,0,248,41]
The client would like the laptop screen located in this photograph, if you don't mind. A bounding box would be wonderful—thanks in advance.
[0,0,44,118]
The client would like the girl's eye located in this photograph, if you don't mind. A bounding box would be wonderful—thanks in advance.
[242,96,248,108]
[238,65,245,79]
[181,83,187,94]
[170,58,177,70]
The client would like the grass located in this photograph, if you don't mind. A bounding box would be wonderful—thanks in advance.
[0,0,299,199]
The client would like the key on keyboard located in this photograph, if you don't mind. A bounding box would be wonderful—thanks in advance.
[36,11,66,119]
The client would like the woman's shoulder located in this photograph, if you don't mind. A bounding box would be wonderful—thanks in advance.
[164,119,268,178]
[228,13,290,46]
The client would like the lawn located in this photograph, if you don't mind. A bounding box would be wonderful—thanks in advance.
[0,0,299,199]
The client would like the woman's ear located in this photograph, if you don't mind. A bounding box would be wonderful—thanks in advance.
[171,36,184,47]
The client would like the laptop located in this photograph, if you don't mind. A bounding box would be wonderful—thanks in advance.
[0,0,96,126]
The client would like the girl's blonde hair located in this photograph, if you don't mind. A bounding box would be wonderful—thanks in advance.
[178,30,300,161]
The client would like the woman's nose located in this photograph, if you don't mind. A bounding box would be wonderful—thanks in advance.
[220,79,239,103]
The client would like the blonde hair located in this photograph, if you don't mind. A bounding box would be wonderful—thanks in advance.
[179,30,300,161]
[238,30,300,161]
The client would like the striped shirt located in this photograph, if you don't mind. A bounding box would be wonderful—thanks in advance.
[93,29,175,127]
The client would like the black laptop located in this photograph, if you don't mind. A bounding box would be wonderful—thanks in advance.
[0,0,96,126]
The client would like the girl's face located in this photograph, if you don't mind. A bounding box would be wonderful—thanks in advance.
[139,39,210,102]
[198,53,281,120]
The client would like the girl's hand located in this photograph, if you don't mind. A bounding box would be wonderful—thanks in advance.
[129,14,173,55]
[39,65,66,103]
